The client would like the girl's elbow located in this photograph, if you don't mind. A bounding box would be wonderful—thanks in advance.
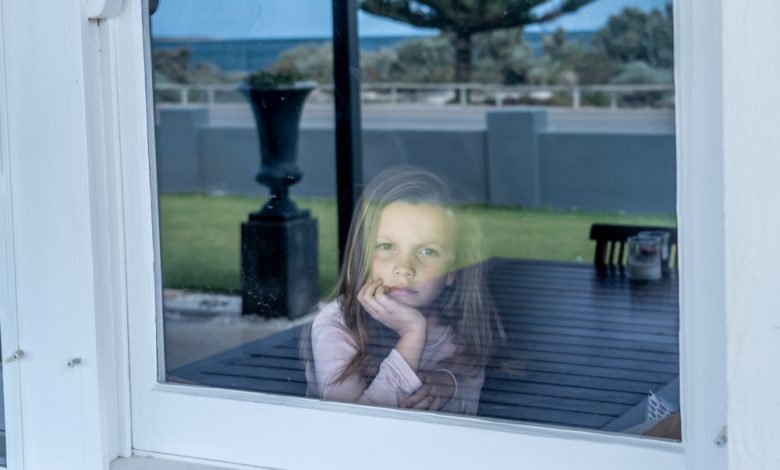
[319,386,365,404]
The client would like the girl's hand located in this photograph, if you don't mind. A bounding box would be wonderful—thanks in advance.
[358,279,426,336]
[401,370,456,410]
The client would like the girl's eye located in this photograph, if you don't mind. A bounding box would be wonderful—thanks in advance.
[376,243,393,251]
[419,247,439,257]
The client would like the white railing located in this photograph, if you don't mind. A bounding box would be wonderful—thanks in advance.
[153,82,674,110]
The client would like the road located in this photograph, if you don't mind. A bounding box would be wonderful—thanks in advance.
[199,103,676,134]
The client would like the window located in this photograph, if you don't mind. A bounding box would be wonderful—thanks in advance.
[89,0,727,468]
[147,0,684,442]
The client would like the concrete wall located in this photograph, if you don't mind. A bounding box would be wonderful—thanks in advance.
[538,133,675,214]
[155,108,676,214]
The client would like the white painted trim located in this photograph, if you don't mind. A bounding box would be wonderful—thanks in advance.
[0,1,107,466]
[674,0,728,468]
[85,0,124,19]
[153,382,684,452]
[133,388,684,470]
[85,14,135,459]
[0,3,24,468]
[112,454,280,470]
[119,0,166,453]
[721,0,780,467]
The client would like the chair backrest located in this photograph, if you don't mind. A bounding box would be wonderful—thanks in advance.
[589,223,678,272]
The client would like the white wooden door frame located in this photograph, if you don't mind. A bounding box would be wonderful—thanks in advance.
[0,0,730,469]
[122,0,725,469]
[0,1,134,468]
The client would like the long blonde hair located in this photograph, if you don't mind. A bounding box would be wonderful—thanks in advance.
[308,166,504,383]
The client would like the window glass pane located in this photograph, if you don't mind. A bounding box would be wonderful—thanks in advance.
[151,0,680,441]
[151,0,337,374]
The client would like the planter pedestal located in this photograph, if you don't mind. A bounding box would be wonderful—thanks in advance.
[238,82,319,318]
[240,212,318,319]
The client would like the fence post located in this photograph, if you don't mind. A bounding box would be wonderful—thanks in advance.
[486,110,547,207]
[610,92,618,110]
[459,85,467,106]
[572,87,581,109]
[156,108,208,191]
[207,86,216,106]
[181,87,188,105]
[390,85,398,104]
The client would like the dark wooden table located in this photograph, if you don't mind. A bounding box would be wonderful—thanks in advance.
[170,258,679,431]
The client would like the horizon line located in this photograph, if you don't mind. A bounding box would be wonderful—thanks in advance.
[151,29,597,42]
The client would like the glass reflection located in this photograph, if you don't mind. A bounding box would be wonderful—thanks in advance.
[150,1,338,369]
[150,0,680,441]
[304,167,502,413]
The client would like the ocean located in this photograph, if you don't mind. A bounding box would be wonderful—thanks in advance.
[152,31,594,73]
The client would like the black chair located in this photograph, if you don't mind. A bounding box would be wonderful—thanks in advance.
[589,223,677,272]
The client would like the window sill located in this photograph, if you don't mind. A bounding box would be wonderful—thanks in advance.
[111,455,253,470]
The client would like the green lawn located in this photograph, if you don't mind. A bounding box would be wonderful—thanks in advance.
[159,194,675,295]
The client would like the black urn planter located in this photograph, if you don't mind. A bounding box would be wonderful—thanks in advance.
[239,82,316,220]
[239,81,319,318]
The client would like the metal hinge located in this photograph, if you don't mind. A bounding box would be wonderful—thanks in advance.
[714,425,728,447]
[4,349,24,363]
[67,357,82,368]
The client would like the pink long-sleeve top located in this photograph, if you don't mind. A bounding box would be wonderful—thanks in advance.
[305,300,485,415]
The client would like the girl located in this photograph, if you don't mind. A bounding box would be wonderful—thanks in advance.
[304,166,503,414]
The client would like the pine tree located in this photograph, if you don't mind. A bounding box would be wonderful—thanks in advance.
[359,0,597,82]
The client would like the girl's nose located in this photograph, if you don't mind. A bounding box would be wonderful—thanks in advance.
[394,263,415,279]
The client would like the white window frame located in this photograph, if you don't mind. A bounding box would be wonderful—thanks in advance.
[123,0,725,468]
[0,0,729,468]
[0,5,23,467]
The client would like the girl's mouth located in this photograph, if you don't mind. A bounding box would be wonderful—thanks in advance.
[388,286,417,297]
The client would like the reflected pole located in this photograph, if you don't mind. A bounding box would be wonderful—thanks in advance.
[332,0,363,267]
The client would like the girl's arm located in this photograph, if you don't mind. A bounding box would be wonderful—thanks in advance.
[309,309,424,408]
[358,279,427,370]
[435,365,485,415]
[401,359,486,415]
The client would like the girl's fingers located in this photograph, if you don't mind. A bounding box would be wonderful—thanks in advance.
[361,286,394,321]
[357,280,375,303]
[373,292,396,310]
[374,293,408,313]
[359,279,377,297]
[372,283,386,299]
[358,280,384,312]
[357,283,370,308]
[360,279,384,301]
[370,280,388,297]
[401,387,429,408]
[403,373,450,410]
[429,397,445,411]
[360,296,385,320]
[360,281,398,322]
[410,396,434,410]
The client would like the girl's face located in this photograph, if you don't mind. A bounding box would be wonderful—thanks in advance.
[370,201,456,308]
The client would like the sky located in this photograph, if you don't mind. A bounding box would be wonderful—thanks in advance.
[152,0,672,39]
